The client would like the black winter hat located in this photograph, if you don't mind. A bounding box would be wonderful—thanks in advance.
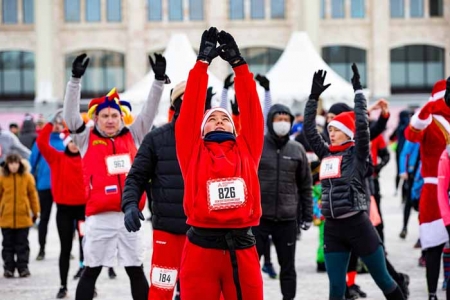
[328,103,352,116]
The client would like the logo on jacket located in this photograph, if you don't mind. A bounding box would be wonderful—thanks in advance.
[93,140,107,146]
[105,185,118,195]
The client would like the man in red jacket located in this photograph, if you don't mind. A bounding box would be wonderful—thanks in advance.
[176,27,264,300]
[63,53,167,300]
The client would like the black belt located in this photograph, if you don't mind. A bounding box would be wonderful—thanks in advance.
[187,227,256,300]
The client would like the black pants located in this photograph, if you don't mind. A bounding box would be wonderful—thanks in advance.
[402,176,414,230]
[253,219,297,299]
[263,236,272,265]
[2,227,30,272]
[57,204,86,287]
[38,189,53,250]
[75,265,148,300]
[373,177,384,242]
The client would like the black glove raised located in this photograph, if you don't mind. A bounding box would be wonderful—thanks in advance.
[230,97,239,116]
[224,73,234,89]
[217,30,246,68]
[72,53,90,78]
[124,204,145,232]
[205,87,215,111]
[255,74,270,91]
[310,70,331,100]
[351,63,362,92]
[445,76,450,108]
[149,53,170,83]
[197,27,220,64]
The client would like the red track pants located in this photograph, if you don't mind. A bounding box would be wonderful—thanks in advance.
[148,230,186,300]
[180,240,263,300]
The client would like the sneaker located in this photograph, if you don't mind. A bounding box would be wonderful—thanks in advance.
[73,267,85,279]
[429,295,438,300]
[36,248,45,261]
[397,273,410,298]
[399,228,407,239]
[418,256,426,267]
[345,287,358,300]
[414,239,421,249]
[108,267,117,279]
[317,262,326,272]
[56,286,68,299]
[3,270,14,278]
[262,263,277,279]
[348,284,367,298]
[19,268,31,277]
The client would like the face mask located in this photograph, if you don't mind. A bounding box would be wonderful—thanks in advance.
[272,121,291,137]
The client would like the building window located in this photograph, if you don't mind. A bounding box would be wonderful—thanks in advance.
[230,0,244,20]
[23,0,33,24]
[240,48,283,75]
[65,0,81,22]
[0,51,35,100]
[271,0,284,19]
[351,0,365,18]
[410,0,423,17]
[86,0,101,22]
[65,51,125,98]
[390,0,404,18]
[169,0,183,21]
[107,0,122,22]
[430,0,443,17]
[320,0,325,18]
[322,46,367,87]
[331,0,345,18]
[390,45,445,93]
[2,0,18,24]
[148,0,162,21]
[251,0,264,19]
[189,0,203,20]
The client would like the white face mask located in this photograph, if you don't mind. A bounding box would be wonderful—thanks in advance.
[272,121,291,137]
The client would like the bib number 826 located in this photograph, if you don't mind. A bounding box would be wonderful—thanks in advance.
[218,187,236,199]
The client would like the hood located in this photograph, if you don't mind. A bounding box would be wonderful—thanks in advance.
[399,110,411,126]
[20,119,36,135]
[0,158,30,176]
[267,104,294,138]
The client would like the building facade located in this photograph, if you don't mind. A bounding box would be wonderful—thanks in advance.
[0,0,448,102]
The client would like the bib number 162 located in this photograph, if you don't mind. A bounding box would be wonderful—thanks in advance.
[218,187,235,199]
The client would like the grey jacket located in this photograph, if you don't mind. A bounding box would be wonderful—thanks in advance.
[0,129,31,163]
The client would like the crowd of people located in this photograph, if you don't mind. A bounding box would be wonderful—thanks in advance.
[1,27,450,300]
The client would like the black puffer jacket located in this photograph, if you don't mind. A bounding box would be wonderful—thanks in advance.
[303,93,369,219]
[122,119,188,235]
[258,104,313,223]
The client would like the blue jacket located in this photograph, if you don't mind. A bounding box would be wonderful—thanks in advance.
[399,140,420,175]
[411,163,423,201]
[29,132,65,191]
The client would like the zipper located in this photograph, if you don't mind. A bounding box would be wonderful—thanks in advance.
[274,149,280,220]
[110,138,123,195]
[328,178,335,219]
[13,174,16,228]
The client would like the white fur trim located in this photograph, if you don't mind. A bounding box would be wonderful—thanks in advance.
[420,218,449,249]
[433,114,450,135]
[410,111,432,130]
[63,136,72,147]
[327,120,354,139]
[86,120,95,128]
[200,107,236,137]
[431,90,446,101]
[423,177,438,185]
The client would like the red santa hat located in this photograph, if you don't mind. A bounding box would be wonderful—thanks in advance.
[429,79,446,101]
[200,107,236,137]
[327,111,356,140]
[60,130,72,147]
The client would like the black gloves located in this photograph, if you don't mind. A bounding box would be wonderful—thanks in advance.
[230,97,239,116]
[72,53,90,78]
[224,73,234,89]
[149,53,170,83]
[218,30,246,68]
[310,70,331,100]
[351,63,362,92]
[205,87,215,111]
[197,27,220,64]
[124,204,145,232]
[255,74,270,91]
[445,76,450,108]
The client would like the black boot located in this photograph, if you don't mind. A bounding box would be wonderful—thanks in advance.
[384,286,405,300]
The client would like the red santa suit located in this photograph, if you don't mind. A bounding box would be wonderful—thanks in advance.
[405,80,450,250]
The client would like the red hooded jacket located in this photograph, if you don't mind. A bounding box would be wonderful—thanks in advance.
[175,61,264,229]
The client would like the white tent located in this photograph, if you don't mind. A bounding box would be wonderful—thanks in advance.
[266,32,363,111]
[120,34,223,126]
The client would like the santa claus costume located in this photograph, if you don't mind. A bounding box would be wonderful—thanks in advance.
[405,79,450,299]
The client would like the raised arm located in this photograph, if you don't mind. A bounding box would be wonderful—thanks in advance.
[129,54,167,145]
[9,131,31,160]
[369,99,390,141]
[219,73,234,109]
[255,74,272,134]
[351,64,369,162]
[36,122,60,165]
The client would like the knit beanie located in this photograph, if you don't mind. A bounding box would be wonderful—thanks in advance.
[201,107,236,137]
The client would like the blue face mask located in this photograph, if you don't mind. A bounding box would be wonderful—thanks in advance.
[203,131,236,143]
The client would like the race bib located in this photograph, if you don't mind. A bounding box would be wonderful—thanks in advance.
[105,154,131,175]
[207,177,247,211]
[77,220,85,237]
[151,267,177,289]
[319,156,342,180]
